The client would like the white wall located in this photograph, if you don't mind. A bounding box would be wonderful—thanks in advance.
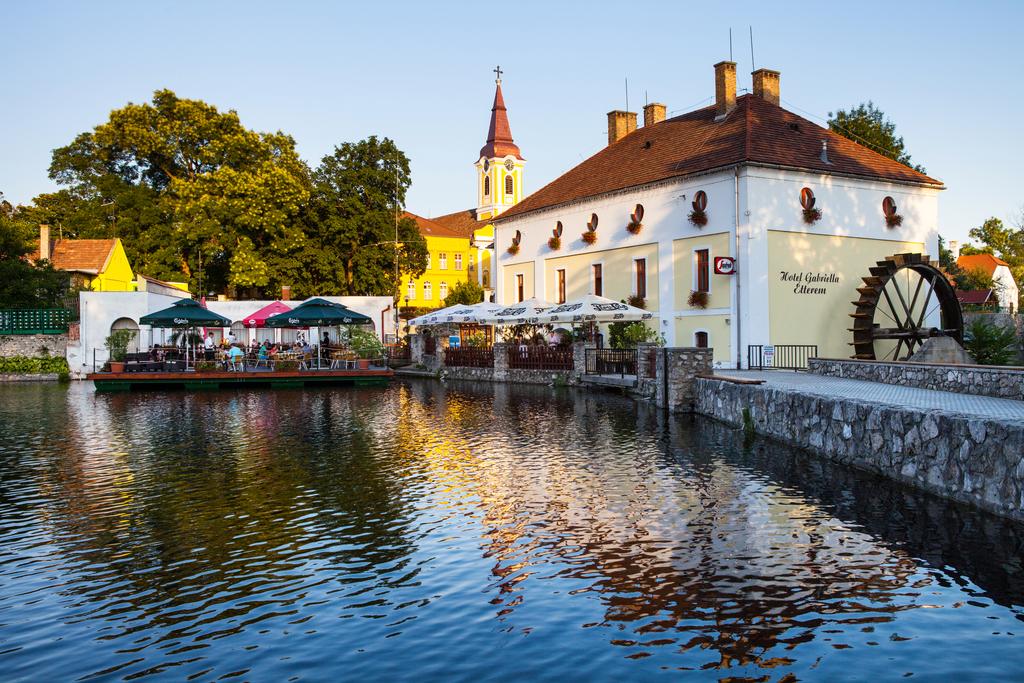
[495,164,942,367]
[992,265,1019,313]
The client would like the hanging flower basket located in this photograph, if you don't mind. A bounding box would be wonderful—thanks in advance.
[548,236,561,250]
[688,208,708,227]
[802,207,822,225]
[626,220,643,234]
[507,243,520,255]
[581,230,598,245]
[882,196,902,228]
[885,213,903,228]
[627,205,644,234]
[687,290,709,309]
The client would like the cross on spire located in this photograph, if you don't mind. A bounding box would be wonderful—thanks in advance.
[493,65,503,84]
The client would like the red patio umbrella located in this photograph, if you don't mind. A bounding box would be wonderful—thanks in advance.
[242,301,295,328]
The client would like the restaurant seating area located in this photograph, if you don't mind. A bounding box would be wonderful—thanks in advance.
[116,346,385,373]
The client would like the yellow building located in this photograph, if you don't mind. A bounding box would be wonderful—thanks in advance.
[36,225,136,291]
[404,70,523,309]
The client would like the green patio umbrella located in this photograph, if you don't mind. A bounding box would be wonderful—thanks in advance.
[140,298,232,327]
[263,298,373,327]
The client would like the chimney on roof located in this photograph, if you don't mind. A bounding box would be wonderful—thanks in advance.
[752,68,781,106]
[39,224,51,261]
[949,240,961,260]
[714,61,737,119]
[643,102,667,127]
[281,285,292,301]
[607,110,637,145]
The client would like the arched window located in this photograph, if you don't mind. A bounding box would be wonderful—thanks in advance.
[484,176,490,196]
[505,174,514,195]
[423,281,432,300]
[110,317,139,353]
[407,280,416,301]
[694,331,709,348]
[439,281,448,301]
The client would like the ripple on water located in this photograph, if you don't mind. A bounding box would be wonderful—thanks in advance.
[0,380,1020,681]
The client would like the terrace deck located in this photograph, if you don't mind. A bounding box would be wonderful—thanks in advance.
[88,368,393,391]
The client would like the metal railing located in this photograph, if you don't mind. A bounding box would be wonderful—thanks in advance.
[0,309,70,334]
[445,346,494,368]
[585,348,638,377]
[747,345,818,370]
[507,346,573,371]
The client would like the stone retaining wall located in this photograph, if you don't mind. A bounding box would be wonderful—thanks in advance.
[654,348,714,412]
[0,334,68,358]
[695,377,1024,521]
[0,373,61,382]
[808,358,1024,400]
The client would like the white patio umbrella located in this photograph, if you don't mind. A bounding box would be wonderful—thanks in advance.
[408,301,504,327]
[477,297,555,325]
[535,294,656,324]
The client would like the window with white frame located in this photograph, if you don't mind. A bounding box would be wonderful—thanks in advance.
[423,281,432,300]
[426,253,431,269]
[407,280,416,300]
[439,253,447,270]
[454,254,462,270]
[439,281,448,300]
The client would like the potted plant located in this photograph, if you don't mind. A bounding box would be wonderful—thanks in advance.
[349,328,385,370]
[582,213,599,245]
[882,196,903,228]
[104,329,135,373]
[627,204,644,234]
[688,290,709,309]
[195,360,219,373]
[688,191,708,227]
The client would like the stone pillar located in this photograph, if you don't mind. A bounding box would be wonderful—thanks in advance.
[655,347,714,413]
[409,333,424,364]
[493,342,508,382]
[572,341,595,383]
[636,342,655,379]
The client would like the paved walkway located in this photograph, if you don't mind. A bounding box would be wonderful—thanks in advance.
[713,371,1024,422]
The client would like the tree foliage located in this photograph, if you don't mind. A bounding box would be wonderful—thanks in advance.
[959,216,1024,309]
[963,319,1020,366]
[301,137,427,297]
[443,280,484,306]
[0,195,68,309]
[828,101,925,173]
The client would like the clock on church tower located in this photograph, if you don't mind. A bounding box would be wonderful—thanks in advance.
[475,66,525,221]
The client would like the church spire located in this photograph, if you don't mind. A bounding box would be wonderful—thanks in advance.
[479,66,523,160]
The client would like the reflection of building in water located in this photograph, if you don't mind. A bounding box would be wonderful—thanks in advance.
[395,382,921,670]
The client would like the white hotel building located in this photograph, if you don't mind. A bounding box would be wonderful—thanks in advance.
[492,62,944,368]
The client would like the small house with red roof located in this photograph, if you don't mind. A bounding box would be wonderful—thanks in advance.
[956,253,1018,313]
[35,224,136,292]
[492,61,945,366]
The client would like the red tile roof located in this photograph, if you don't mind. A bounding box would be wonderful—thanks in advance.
[404,212,468,239]
[957,253,1009,277]
[498,94,941,221]
[42,239,117,273]
[479,83,523,161]
[956,289,995,305]
[430,209,489,237]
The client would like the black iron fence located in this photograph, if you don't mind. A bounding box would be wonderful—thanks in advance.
[747,345,818,370]
[585,348,638,377]
[507,346,573,371]
[445,346,494,368]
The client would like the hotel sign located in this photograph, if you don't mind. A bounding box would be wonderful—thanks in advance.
[778,271,840,295]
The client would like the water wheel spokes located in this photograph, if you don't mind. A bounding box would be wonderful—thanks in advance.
[849,253,963,361]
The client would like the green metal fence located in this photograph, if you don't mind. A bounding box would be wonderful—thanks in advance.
[0,309,71,335]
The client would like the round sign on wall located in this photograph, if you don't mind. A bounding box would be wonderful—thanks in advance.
[714,256,735,275]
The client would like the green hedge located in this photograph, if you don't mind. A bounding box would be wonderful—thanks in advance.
[0,356,70,374]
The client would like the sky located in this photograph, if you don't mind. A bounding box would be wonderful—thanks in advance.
[4,0,1023,244]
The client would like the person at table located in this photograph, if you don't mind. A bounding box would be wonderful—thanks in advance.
[204,333,215,360]
[321,331,331,348]
[227,344,245,371]
[227,331,237,346]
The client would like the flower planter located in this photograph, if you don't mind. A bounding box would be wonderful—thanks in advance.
[581,231,598,245]
[357,358,371,370]
[109,361,125,373]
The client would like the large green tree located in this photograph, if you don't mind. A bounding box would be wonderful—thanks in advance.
[302,137,427,298]
[442,280,484,306]
[828,102,925,173]
[44,89,311,295]
[0,194,68,309]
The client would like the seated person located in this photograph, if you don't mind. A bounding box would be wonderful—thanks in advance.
[227,344,245,370]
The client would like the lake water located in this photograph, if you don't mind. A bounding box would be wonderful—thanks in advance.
[0,380,1021,681]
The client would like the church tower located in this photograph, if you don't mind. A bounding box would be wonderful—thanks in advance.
[476,67,524,221]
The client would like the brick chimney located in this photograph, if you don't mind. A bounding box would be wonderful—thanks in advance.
[281,285,292,301]
[752,68,781,105]
[39,224,51,261]
[643,102,667,127]
[607,110,637,145]
[714,61,737,119]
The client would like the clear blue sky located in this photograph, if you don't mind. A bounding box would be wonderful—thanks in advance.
[4,0,1022,244]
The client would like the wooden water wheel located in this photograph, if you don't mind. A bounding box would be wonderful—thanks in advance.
[849,253,963,361]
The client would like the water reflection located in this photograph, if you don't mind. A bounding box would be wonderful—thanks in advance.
[0,380,1020,681]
